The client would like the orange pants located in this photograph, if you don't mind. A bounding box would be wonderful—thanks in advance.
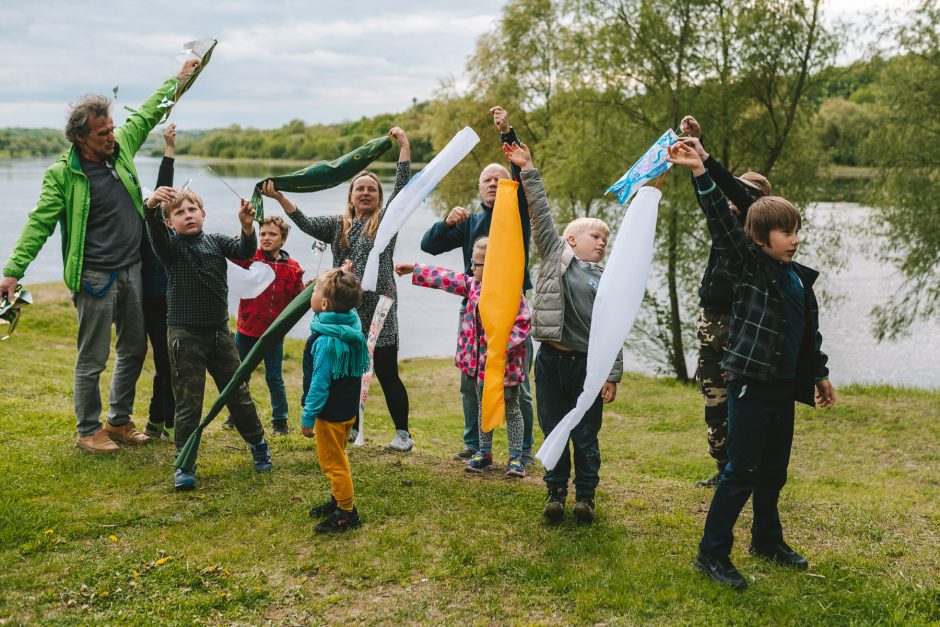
[315,417,356,511]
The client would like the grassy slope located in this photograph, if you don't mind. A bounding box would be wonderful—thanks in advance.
[0,285,938,625]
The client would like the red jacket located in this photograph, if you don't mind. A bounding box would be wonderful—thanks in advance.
[234,249,305,338]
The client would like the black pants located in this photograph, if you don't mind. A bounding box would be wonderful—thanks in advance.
[699,378,795,557]
[535,344,604,499]
[143,298,174,427]
[303,339,410,433]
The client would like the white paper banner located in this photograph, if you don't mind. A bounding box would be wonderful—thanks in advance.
[226,260,275,300]
[354,295,394,446]
[361,126,480,291]
[535,186,662,470]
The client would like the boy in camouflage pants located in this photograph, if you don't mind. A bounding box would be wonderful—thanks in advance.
[145,187,273,491]
[679,116,772,487]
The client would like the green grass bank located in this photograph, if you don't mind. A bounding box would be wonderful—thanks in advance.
[1,285,938,625]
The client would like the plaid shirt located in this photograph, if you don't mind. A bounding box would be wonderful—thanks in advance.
[146,207,256,328]
[694,172,829,406]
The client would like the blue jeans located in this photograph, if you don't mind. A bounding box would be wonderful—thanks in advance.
[235,332,288,421]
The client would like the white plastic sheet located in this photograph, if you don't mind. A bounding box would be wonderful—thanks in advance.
[535,187,662,471]
[354,295,394,446]
[226,260,275,300]
[361,126,480,291]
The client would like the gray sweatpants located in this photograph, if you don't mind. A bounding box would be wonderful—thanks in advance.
[72,262,147,437]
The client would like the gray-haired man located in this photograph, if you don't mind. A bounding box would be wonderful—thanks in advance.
[0,59,200,453]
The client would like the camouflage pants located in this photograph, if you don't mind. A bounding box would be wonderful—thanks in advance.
[695,310,731,466]
[168,323,264,455]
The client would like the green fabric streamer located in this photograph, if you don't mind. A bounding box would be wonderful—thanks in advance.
[162,38,218,123]
[174,281,316,473]
[249,136,392,222]
[309,311,369,380]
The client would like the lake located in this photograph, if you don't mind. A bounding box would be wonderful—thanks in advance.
[1,155,937,390]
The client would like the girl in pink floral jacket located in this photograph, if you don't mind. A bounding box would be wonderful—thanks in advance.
[396,236,531,477]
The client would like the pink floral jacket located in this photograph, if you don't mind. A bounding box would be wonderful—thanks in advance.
[412,264,530,386]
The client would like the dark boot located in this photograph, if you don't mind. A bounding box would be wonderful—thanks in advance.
[543,486,566,525]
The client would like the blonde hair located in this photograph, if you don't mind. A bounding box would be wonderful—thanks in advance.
[340,172,384,248]
[472,235,489,256]
[563,217,610,240]
[744,196,802,245]
[316,268,363,312]
[262,215,290,240]
[162,188,204,219]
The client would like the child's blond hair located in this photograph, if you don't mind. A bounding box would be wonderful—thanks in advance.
[317,268,363,312]
[262,215,290,240]
[563,217,610,240]
[744,196,802,246]
[162,188,203,220]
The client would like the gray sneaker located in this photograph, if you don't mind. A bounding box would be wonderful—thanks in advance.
[348,428,359,443]
[386,430,414,452]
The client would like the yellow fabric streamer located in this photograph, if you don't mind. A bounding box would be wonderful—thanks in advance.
[478,178,525,432]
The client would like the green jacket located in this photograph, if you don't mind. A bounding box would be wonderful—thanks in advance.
[3,76,181,292]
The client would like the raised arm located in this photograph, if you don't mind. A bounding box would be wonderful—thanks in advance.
[504,142,565,263]
[155,124,176,188]
[143,188,177,265]
[680,135,756,215]
[115,59,198,157]
[215,200,258,260]
[420,208,469,255]
[493,106,533,291]
[262,181,341,243]
[383,127,412,213]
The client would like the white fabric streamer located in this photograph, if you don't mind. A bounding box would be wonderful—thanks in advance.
[361,126,480,291]
[535,187,663,471]
[355,295,394,446]
[226,260,275,300]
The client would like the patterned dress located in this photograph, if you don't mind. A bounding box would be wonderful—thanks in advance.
[286,162,410,348]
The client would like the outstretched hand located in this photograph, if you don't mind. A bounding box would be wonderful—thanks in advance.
[145,186,178,211]
[394,263,415,276]
[164,124,176,150]
[260,179,284,202]
[680,136,708,161]
[680,115,702,139]
[502,142,534,169]
[666,142,705,175]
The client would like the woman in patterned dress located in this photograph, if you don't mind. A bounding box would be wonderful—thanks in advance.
[260,127,414,451]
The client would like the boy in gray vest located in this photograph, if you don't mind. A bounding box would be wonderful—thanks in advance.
[504,142,623,524]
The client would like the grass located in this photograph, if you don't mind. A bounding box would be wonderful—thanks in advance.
[1,284,938,625]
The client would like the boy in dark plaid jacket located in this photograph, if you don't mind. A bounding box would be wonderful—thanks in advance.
[668,142,836,590]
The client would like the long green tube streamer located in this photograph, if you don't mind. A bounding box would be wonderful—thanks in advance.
[249,136,392,221]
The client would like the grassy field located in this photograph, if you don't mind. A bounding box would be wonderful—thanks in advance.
[1,284,938,625]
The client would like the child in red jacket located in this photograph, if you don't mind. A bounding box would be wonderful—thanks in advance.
[229,216,305,435]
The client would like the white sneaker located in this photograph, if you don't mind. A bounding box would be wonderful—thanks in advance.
[386,430,414,452]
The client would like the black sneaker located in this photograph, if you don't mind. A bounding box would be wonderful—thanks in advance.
[221,417,235,430]
[453,447,477,460]
[309,495,338,519]
[693,551,747,590]
[543,487,566,525]
[315,507,362,533]
[521,454,536,467]
[573,497,596,523]
[695,471,722,488]
[272,419,288,436]
[748,542,809,570]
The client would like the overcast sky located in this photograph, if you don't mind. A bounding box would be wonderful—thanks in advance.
[0,0,902,131]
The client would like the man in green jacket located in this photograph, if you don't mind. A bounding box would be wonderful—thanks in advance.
[0,58,200,454]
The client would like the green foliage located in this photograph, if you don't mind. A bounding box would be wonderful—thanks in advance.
[0,128,68,158]
[865,1,940,340]
[815,97,877,166]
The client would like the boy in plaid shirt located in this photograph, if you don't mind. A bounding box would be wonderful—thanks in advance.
[667,142,836,590]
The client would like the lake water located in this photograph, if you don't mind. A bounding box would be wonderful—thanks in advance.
[1,156,937,390]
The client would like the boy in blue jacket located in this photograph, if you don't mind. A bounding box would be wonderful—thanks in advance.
[668,141,836,590]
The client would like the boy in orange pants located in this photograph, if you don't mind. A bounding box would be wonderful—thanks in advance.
[301,267,370,532]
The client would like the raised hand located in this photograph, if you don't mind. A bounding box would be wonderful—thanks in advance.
[389,126,409,148]
[340,259,355,273]
[680,115,702,138]
[490,106,510,134]
[680,136,708,161]
[445,206,471,226]
[238,199,256,232]
[177,58,200,80]
[145,186,178,211]
[666,142,705,174]
[394,263,416,276]
[260,179,285,202]
[502,142,534,169]
[163,124,176,150]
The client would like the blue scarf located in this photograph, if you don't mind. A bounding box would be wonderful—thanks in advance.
[309,310,369,380]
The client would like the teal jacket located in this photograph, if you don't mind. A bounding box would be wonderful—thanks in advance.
[3,76,181,292]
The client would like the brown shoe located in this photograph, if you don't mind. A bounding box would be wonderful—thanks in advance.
[104,420,151,445]
[76,429,121,454]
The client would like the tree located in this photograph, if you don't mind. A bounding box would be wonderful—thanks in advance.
[866,0,940,340]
